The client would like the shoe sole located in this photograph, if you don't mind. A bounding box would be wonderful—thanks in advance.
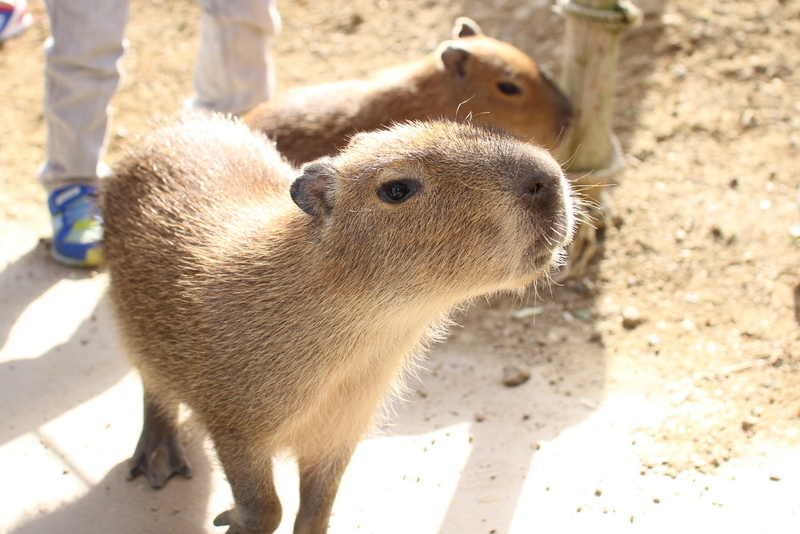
[51,246,104,268]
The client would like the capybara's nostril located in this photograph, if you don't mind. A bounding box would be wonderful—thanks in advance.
[518,168,562,208]
[521,174,555,201]
[528,180,547,197]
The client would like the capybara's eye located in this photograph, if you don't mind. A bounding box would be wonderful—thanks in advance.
[379,180,417,204]
[497,82,522,96]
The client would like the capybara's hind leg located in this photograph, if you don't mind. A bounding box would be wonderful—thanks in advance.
[128,390,192,488]
[294,446,355,534]
[212,435,283,534]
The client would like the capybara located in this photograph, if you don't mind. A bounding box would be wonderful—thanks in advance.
[243,17,572,165]
[103,114,574,534]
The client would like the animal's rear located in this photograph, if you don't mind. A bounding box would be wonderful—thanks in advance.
[102,114,295,389]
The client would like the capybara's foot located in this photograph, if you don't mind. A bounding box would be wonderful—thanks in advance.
[128,430,192,488]
[127,393,192,488]
[213,507,281,534]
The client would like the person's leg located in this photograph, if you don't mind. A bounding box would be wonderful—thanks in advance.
[189,0,280,115]
[40,0,129,266]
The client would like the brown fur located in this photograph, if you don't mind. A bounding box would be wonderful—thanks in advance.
[243,17,572,166]
[103,114,574,534]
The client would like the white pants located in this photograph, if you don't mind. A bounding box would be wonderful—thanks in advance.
[39,0,280,190]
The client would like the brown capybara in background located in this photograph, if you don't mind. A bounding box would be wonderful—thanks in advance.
[244,17,572,166]
[102,114,574,534]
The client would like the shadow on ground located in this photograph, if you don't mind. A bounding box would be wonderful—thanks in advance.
[382,272,608,533]
[0,241,83,349]
[0,266,128,446]
[10,437,215,534]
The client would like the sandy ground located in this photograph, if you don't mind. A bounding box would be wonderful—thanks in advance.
[2,0,800,533]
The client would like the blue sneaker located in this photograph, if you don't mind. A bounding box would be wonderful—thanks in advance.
[0,0,32,43]
[47,184,104,267]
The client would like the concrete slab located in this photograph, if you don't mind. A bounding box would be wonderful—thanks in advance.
[2,227,799,534]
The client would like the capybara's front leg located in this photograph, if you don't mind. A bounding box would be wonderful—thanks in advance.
[128,390,192,488]
[212,435,283,534]
[293,445,356,534]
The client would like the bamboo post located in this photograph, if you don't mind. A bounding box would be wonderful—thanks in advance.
[554,0,641,277]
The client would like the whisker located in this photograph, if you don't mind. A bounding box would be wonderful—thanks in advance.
[456,96,475,118]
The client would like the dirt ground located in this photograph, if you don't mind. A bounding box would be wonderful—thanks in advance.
[1,0,799,532]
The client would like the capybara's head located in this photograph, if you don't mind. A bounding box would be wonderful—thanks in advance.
[435,17,572,151]
[290,120,575,302]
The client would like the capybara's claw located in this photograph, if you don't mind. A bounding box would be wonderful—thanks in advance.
[213,510,232,527]
[214,510,243,534]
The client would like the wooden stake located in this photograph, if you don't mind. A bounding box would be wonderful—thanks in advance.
[553,0,641,279]
[558,0,627,171]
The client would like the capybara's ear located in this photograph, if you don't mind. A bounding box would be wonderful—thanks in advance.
[452,17,484,39]
[290,159,336,217]
[437,43,471,79]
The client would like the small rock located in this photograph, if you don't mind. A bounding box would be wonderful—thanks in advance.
[741,108,756,127]
[670,64,687,79]
[511,306,544,319]
[769,475,781,481]
[475,413,486,423]
[741,417,757,433]
[661,13,685,26]
[595,488,602,496]
[503,365,531,387]
[622,306,643,329]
